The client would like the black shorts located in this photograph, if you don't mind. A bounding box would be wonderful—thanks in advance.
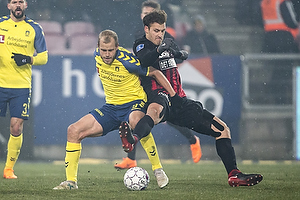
[145,89,170,122]
[167,97,202,126]
[167,98,216,136]
[147,90,217,136]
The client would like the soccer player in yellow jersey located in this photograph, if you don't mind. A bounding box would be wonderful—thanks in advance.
[53,29,177,190]
[0,0,48,179]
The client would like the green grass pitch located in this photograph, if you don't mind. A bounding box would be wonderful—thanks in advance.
[0,161,299,200]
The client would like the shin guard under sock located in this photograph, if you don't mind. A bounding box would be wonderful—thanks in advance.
[65,142,82,182]
[140,132,162,171]
[5,134,23,170]
[216,138,238,174]
[133,115,154,139]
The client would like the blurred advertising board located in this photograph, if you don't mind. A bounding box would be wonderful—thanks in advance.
[32,55,241,145]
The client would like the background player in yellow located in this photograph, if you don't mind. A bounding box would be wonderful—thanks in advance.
[53,29,179,190]
[0,0,48,179]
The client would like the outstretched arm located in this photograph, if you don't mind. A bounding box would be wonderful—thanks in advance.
[148,66,184,108]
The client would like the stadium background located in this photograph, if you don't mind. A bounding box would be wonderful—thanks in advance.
[0,0,298,162]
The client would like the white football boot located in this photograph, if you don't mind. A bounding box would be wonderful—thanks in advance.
[53,180,78,190]
[154,168,169,188]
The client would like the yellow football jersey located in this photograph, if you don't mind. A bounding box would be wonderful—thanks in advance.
[0,16,47,88]
[94,47,149,105]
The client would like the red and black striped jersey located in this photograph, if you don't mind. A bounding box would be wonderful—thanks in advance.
[133,36,186,98]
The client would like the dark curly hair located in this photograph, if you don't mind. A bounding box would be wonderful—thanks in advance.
[143,10,167,27]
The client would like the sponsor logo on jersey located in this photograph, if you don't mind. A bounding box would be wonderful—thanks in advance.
[159,58,176,70]
[0,35,4,43]
[136,44,144,52]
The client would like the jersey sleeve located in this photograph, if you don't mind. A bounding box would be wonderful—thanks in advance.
[28,19,47,53]
[32,51,48,65]
[133,40,160,69]
[117,49,149,76]
[94,48,100,57]
[34,28,47,53]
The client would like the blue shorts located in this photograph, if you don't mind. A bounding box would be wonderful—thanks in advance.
[90,99,146,136]
[0,87,31,120]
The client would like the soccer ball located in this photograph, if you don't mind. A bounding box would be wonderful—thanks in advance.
[123,167,150,191]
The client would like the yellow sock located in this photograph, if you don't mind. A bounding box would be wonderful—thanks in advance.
[140,132,162,171]
[5,134,23,170]
[65,142,82,182]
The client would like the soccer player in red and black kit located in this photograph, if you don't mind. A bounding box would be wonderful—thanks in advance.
[119,10,263,187]
[114,0,201,170]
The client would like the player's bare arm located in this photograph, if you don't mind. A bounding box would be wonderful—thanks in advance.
[148,66,176,97]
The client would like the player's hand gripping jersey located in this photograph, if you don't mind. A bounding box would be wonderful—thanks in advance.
[133,36,186,98]
[94,47,149,105]
[0,16,48,88]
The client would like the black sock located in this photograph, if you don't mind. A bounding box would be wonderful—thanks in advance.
[172,124,196,144]
[216,138,237,174]
[133,115,154,139]
[128,147,136,160]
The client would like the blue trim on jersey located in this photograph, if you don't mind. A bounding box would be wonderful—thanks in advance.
[94,48,148,76]
[0,15,10,23]
[94,48,100,56]
[24,17,47,53]
[116,49,148,76]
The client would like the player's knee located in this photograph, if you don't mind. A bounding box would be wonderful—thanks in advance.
[219,124,230,139]
[67,124,75,134]
[129,118,139,130]
[213,117,231,139]
[67,124,81,141]
[147,103,164,124]
[10,118,23,136]
[129,111,145,129]
[10,124,22,136]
